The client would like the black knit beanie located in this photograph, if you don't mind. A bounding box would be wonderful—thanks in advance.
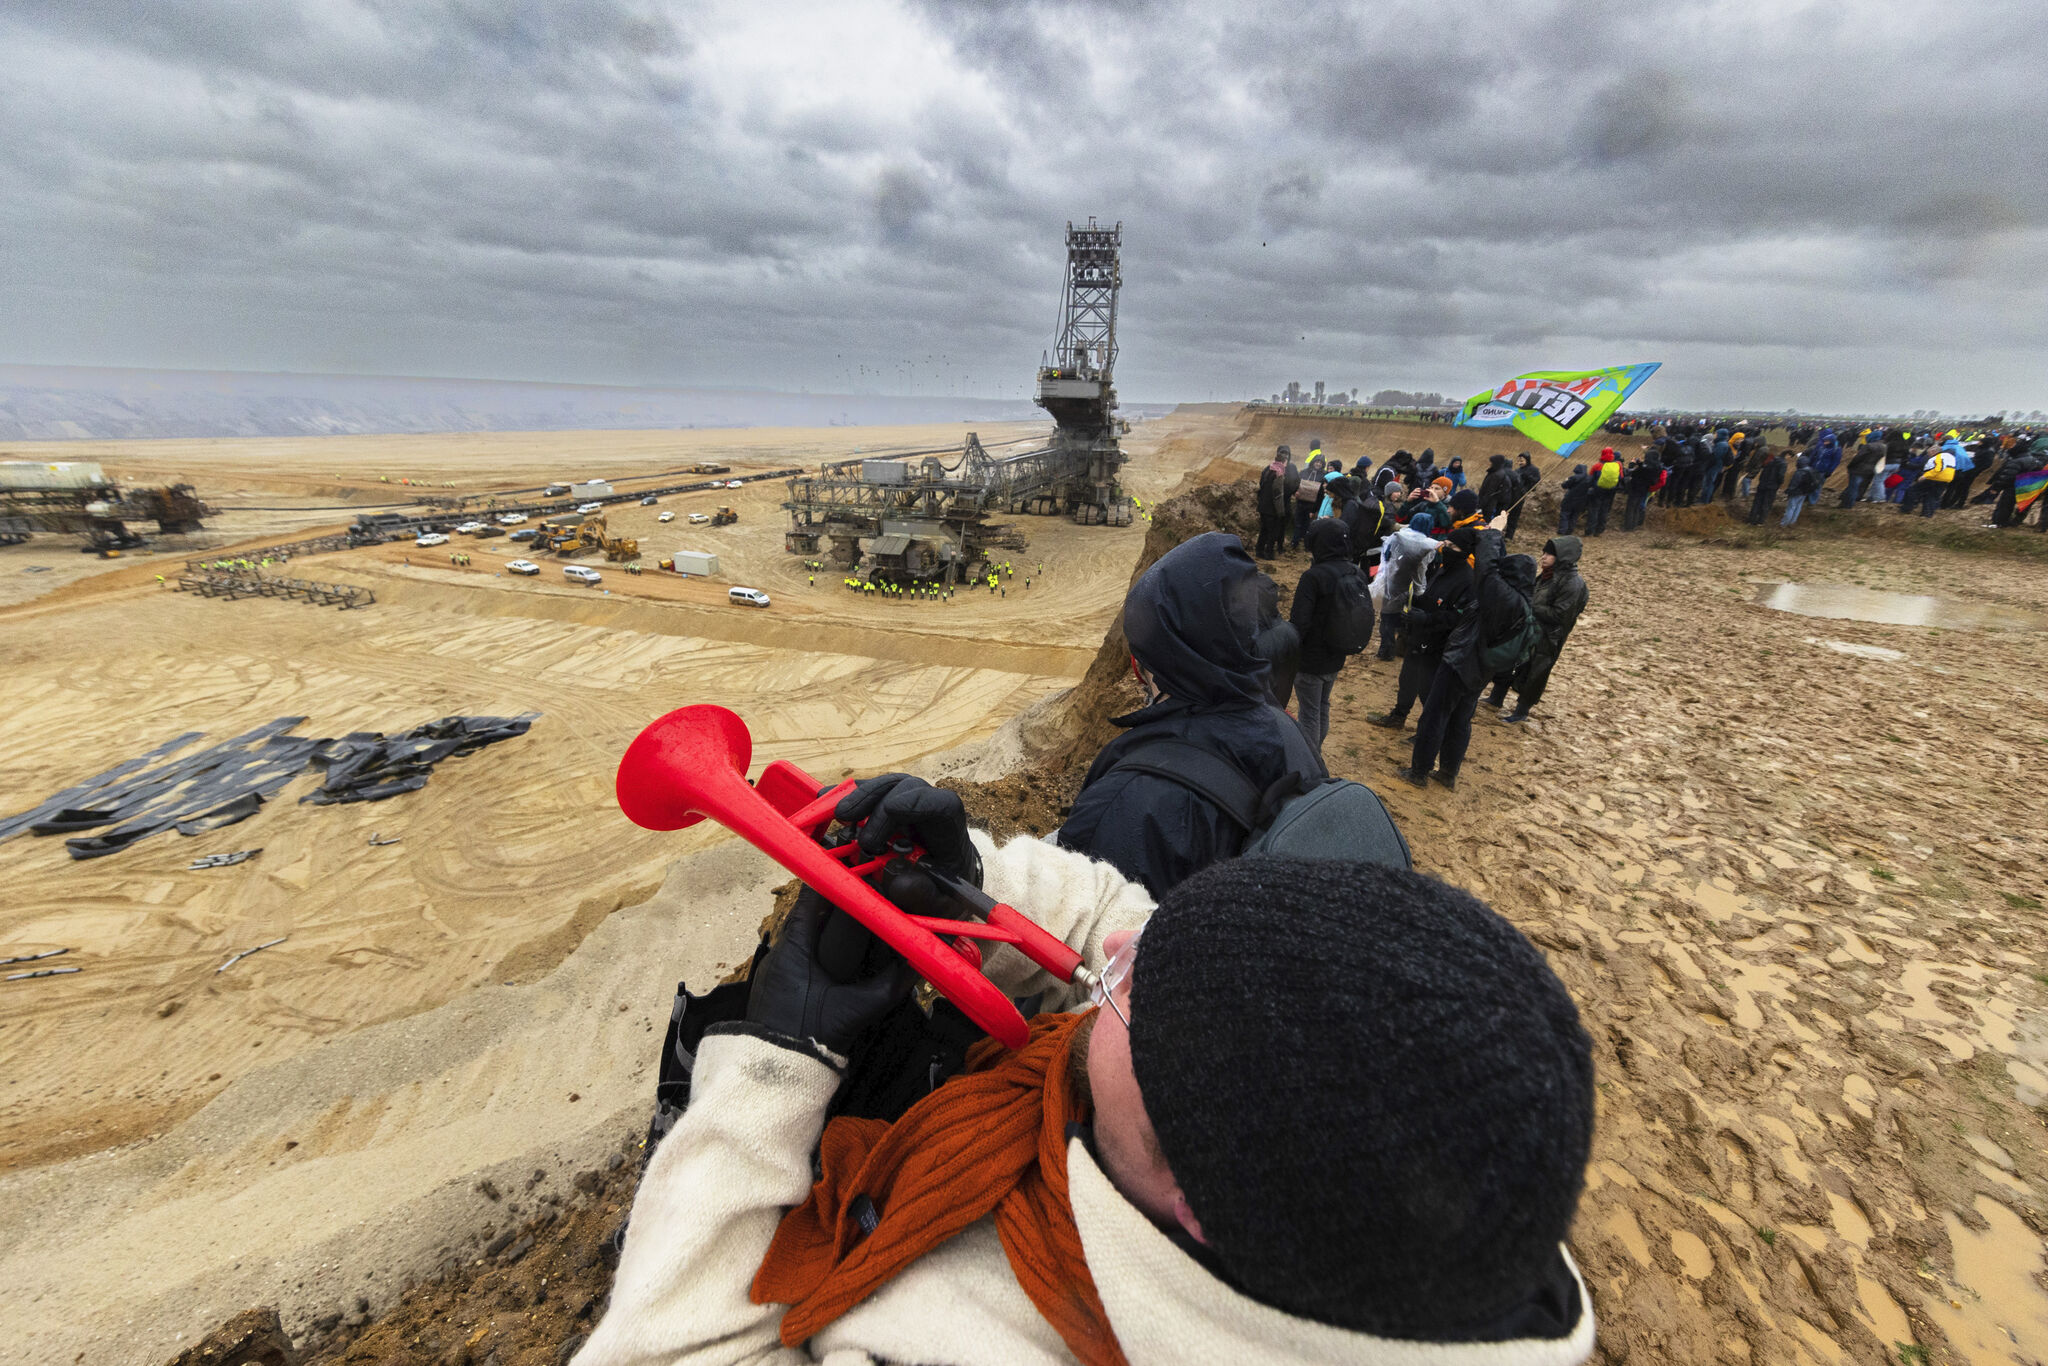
[1126,857,1594,1339]
[1449,488,1480,516]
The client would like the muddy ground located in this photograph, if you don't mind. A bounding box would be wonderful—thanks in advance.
[240,454,2048,1366]
[9,408,2047,1365]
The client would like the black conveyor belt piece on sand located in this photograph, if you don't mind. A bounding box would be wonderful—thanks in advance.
[0,713,539,861]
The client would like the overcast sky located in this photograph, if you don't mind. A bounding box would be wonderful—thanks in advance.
[2,0,2043,412]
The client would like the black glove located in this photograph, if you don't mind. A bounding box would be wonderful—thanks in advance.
[746,887,917,1056]
[833,774,982,887]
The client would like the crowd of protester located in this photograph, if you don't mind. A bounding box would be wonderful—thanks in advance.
[1558,417,2048,535]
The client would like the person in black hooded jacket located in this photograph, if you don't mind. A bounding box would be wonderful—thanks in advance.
[1289,516,1365,757]
[1056,532,1327,898]
[1505,453,1541,541]
[1368,527,1477,731]
[1478,454,1518,521]
[1401,519,1530,790]
[1488,536,1587,722]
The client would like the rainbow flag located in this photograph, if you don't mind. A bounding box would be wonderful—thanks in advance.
[2016,468,2048,514]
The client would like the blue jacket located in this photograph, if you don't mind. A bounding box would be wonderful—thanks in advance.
[1056,532,1326,898]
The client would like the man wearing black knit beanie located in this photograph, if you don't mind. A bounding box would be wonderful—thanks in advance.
[1110,855,1596,1348]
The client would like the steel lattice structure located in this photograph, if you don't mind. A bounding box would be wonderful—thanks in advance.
[783,219,1132,581]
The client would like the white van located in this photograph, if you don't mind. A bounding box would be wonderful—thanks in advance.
[728,586,770,608]
[564,565,603,584]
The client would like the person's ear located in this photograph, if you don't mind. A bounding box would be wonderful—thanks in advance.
[1169,1189,1207,1245]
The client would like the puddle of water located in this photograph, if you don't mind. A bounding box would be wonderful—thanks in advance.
[1756,582,2047,631]
[1857,1275,1913,1353]
[1925,1196,2048,1364]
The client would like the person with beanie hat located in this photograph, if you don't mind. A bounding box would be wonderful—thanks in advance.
[1449,486,1484,530]
[579,829,1598,1366]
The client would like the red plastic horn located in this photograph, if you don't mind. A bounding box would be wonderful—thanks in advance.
[615,705,1089,1049]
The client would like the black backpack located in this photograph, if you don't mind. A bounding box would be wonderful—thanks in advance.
[1326,561,1376,654]
[1478,587,1540,677]
[1109,737,1411,868]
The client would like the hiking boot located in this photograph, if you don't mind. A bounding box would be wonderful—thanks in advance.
[1431,770,1458,790]
[1367,713,1404,729]
[1503,712,1531,725]
[1395,766,1429,789]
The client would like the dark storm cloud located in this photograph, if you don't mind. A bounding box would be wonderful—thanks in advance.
[1,0,2044,410]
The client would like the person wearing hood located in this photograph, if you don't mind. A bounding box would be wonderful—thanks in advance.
[1506,453,1541,541]
[1842,438,1882,508]
[1811,429,1843,486]
[1557,464,1592,535]
[1584,448,1621,535]
[1289,517,1371,757]
[1942,436,1985,509]
[1290,443,1328,552]
[1477,454,1518,521]
[1444,457,1468,490]
[1781,455,1822,527]
[1739,437,1770,499]
[1413,448,1440,488]
[1747,448,1785,524]
[1622,448,1661,532]
[1251,572,1300,711]
[1698,431,1731,506]
[578,794,1600,1366]
[1255,446,1297,559]
[1369,526,1474,730]
[1908,443,1954,517]
[1402,517,1531,790]
[1488,537,1588,723]
[1373,518,1437,662]
[1055,533,1326,899]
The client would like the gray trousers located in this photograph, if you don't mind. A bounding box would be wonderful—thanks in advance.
[1295,669,1340,754]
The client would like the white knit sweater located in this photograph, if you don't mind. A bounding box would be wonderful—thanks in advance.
[574,833,1596,1366]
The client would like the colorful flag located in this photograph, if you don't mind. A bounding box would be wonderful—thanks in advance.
[2016,468,2048,514]
[1455,363,1661,457]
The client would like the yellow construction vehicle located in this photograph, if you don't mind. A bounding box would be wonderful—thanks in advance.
[712,505,738,526]
[566,514,639,562]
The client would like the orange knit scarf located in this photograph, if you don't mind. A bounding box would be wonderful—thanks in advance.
[751,1010,1127,1366]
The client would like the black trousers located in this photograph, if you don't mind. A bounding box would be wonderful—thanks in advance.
[1585,490,1615,535]
[1748,490,1776,523]
[1377,608,1401,660]
[1489,646,1561,715]
[1255,510,1286,558]
[1389,650,1438,723]
[1412,668,1482,780]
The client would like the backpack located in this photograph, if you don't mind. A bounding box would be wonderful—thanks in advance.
[1326,562,1376,653]
[1479,589,1540,677]
[1596,461,1622,489]
[1108,738,1412,869]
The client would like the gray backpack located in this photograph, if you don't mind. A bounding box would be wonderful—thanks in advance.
[1109,738,1411,869]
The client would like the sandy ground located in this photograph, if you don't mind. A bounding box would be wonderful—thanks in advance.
[8,409,2047,1365]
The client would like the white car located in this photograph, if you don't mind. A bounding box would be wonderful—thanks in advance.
[577,501,604,514]
[564,565,603,584]
[658,510,675,523]
[726,479,744,489]
[505,559,540,576]
[497,513,527,525]
[687,512,711,524]
[415,533,449,547]
[728,586,770,608]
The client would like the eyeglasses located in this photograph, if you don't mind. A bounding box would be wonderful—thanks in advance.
[1088,922,1146,1028]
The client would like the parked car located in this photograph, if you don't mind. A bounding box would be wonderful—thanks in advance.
[564,565,603,584]
[497,513,527,525]
[508,528,538,542]
[577,501,603,514]
[687,512,711,524]
[455,520,486,534]
[506,559,540,576]
[728,586,770,608]
[415,533,449,547]
[726,479,744,489]
[544,483,570,497]
[658,510,675,523]
[640,495,659,506]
